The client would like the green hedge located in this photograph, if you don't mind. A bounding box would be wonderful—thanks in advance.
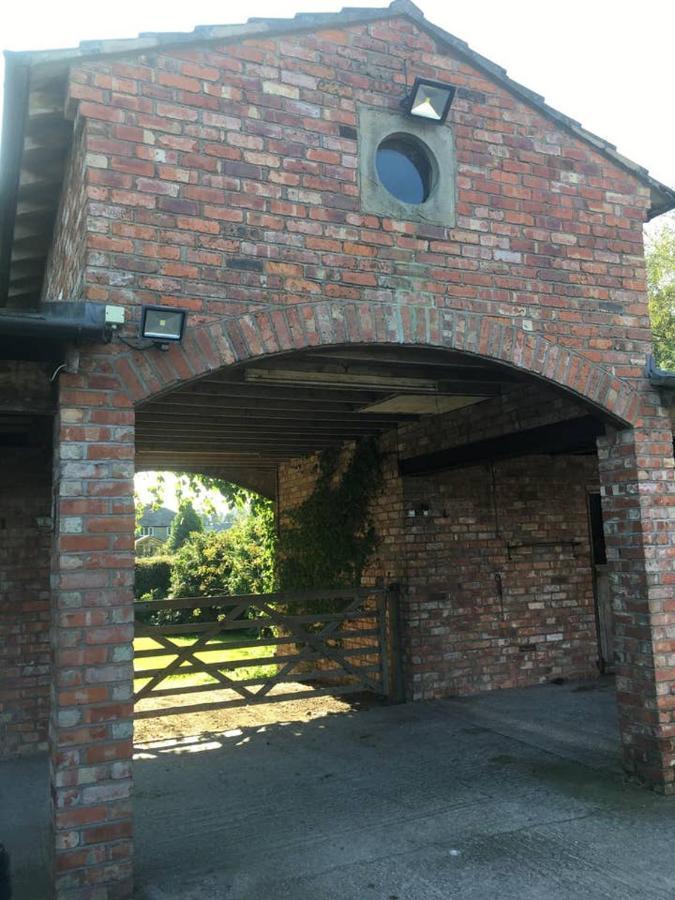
[134,556,173,601]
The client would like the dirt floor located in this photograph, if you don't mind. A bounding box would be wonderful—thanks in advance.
[134,683,372,743]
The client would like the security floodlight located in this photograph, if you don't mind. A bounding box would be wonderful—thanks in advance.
[402,77,456,123]
[140,306,186,349]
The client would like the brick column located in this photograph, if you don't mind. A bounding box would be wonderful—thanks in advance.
[597,417,675,792]
[50,376,135,898]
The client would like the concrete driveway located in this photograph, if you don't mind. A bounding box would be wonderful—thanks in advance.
[4,678,675,899]
[133,678,675,899]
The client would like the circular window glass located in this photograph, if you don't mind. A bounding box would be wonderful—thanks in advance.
[375,137,432,204]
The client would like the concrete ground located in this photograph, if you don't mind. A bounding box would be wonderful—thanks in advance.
[4,678,675,899]
[0,752,50,899]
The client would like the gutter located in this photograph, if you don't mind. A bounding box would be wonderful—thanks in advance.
[646,354,675,389]
[0,302,111,344]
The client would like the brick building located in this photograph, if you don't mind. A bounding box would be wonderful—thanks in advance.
[1,1,674,896]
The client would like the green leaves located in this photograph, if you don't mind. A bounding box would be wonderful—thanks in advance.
[647,220,675,370]
[277,438,382,591]
[170,511,276,599]
[134,556,173,600]
[166,500,203,552]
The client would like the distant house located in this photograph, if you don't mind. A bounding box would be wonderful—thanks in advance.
[134,534,166,558]
[137,507,176,540]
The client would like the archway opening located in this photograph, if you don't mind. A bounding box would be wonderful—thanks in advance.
[131,342,622,893]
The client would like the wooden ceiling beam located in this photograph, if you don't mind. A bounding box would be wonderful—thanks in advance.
[399,415,604,476]
[4,293,42,309]
[136,417,386,432]
[23,111,71,140]
[16,179,62,201]
[137,409,410,426]
[137,439,337,452]
[170,379,501,404]
[136,456,292,466]
[137,432,350,446]
[136,430,384,444]
[248,358,519,385]
[136,425,388,439]
[172,377,501,401]
[147,385,390,412]
[21,145,69,168]
[9,259,46,279]
[7,276,44,293]
[298,348,496,368]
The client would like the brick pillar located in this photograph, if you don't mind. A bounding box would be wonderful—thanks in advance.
[597,418,675,792]
[50,379,135,898]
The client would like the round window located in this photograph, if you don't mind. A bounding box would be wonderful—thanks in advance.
[375,136,432,204]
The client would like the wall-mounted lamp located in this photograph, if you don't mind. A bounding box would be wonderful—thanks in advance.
[402,77,456,124]
[140,306,186,350]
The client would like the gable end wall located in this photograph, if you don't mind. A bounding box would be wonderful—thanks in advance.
[42,14,654,393]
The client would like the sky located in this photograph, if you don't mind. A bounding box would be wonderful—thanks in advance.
[2,0,674,202]
[135,470,232,514]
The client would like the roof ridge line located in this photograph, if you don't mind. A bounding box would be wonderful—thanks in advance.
[3,0,674,214]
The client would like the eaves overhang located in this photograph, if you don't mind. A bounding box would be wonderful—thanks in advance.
[1,0,674,310]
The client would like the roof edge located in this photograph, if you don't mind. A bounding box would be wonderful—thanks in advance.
[2,1,674,235]
[8,0,674,217]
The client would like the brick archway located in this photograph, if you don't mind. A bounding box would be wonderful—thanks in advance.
[115,302,643,424]
[46,300,675,897]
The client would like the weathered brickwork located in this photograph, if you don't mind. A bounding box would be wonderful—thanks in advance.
[48,374,136,896]
[401,454,599,697]
[15,8,670,897]
[279,384,601,700]
[597,423,675,793]
[36,299,658,900]
[45,13,654,383]
[0,445,52,758]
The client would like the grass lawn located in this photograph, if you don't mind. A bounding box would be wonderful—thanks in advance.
[134,633,279,690]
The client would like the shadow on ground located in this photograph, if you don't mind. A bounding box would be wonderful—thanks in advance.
[4,678,675,900]
[133,677,675,900]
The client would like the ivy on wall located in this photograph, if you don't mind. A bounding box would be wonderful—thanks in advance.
[277,437,382,591]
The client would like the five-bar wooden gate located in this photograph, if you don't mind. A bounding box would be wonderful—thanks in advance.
[134,586,402,719]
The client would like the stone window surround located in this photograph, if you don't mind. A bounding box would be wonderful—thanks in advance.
[357,105,457,227]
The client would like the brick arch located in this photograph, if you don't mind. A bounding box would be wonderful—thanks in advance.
[117,301,643,425]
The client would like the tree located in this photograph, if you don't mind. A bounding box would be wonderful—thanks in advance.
[646,219,675,370]
[169,475,277,586]
[133,471,277,592]
[166,500,203,552]
[171,512,275,599]
[224,505,276,595]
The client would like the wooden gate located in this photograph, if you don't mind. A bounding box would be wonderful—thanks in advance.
[134,586,402,719]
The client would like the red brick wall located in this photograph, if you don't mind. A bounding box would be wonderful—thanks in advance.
[48,384,135,895]
[0,444,52,758]
[279,383,601,700]
[30,11,674,891]
[597,423,675,792]
[42,12,652,391]
[401,453,598,698]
